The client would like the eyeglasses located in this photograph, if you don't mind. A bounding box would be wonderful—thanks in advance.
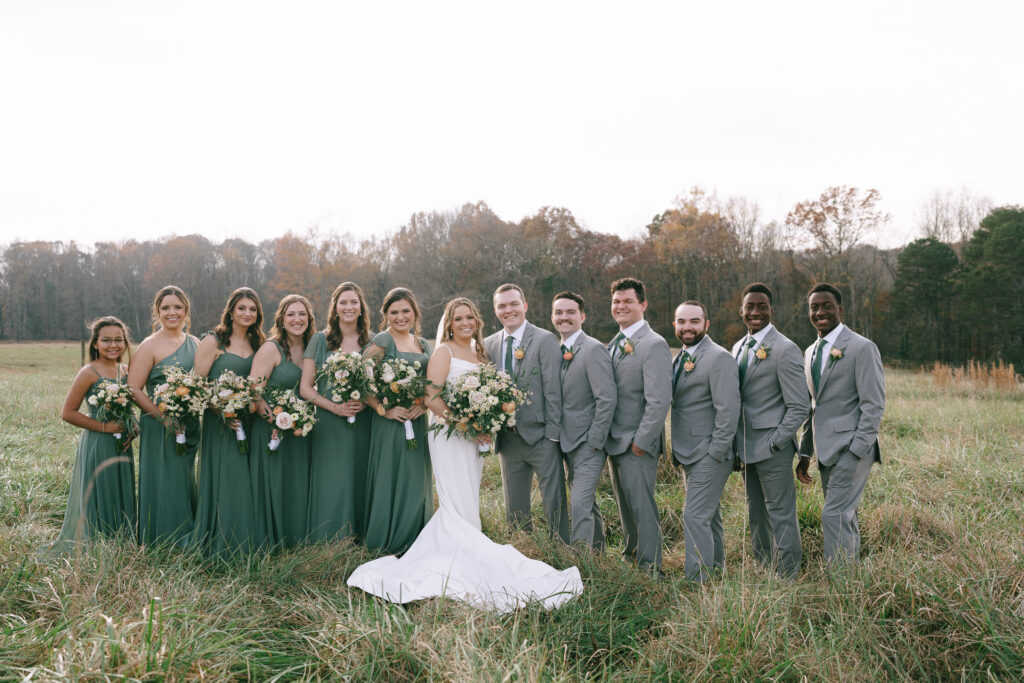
[99,338,126,344]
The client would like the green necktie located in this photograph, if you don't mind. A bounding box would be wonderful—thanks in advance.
[737,336,756,382]
[811,338,827,392]
[610,331,624,358]
[561,344,570,369]
[504,335,515,375]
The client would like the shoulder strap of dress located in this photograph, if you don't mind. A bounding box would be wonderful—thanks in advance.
[437,342,453,357]
[86,365,102,380]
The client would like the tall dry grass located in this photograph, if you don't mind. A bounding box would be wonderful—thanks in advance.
[931,359,1021,393]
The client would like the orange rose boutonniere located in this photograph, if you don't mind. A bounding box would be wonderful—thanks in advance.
[683,359,695,373]
[619,337,635,356]
[755,344,770,361]
[562,350,573,361]
[514,347,525,361]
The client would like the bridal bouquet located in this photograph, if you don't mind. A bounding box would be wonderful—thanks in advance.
[261,387,317,452]
[152,365,209,454]
[316,350,372,425]
[87,379,139,449]
[366,356,429,450]
[207,370,260,454]
[434,363,529,454]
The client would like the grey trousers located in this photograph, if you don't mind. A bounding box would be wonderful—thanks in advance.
[820,449,874,565]
[682,453,733,581]
[608,448,662,572]
[744,447,802,578]
[563,443,607,551]
[498,431,570,543]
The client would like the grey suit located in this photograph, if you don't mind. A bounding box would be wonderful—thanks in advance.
[558,331,617,550]
[799,325,885,565]
[731,326,810,578]
[484,321,569,542]
[671,335,740,581]
[605,320,673,572]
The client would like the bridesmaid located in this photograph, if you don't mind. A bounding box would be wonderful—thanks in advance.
[249,294,316,549]
[128,286,200,547]
[51,317,137,547]
[362,287,433,554]
[193,287,266,556]
[300,282,372,542]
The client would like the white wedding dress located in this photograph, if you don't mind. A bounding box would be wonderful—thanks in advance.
[346,356,583,612]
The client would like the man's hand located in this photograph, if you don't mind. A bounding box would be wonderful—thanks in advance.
[795,456,813,485]
[630,442,646,458]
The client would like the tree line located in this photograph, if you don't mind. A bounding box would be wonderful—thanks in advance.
[2,186,1021,368]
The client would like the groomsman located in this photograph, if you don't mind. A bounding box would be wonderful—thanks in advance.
[670,301,740,582]
[550,291,617,551]
[484,283,570,543]
[605,277,672,575]
[798,283,885,565]
[732,283,810,578]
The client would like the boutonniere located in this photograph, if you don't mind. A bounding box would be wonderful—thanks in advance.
[829,347,844,364]
[562,350,573,362]
[514,346,525,361]
[755,344,770,361]
[619,337,635,356]
[683,354,696,373]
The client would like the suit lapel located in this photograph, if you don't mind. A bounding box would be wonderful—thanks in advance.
[804,344,816,398]
[516,323,535,381]
[817,326,850,396]
[615,321,647,368]
[677,335,707,389]
[741,327,772,388]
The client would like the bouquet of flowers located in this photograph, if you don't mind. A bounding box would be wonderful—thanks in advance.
[433,363,529,454]
[316,350,372,425]
[261,387,317,452]
[207,370,260,454]
[87,379,139,449]
[152,365,209,454]
[366,356,429,449]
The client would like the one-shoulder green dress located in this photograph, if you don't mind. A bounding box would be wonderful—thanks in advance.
[249,339,310,549]
[304,331,372,542]
[193,347,258,556]
[362,331,433,554]
[53,368,137,546]
[138,337,199,547]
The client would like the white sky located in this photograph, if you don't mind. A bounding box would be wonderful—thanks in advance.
[1,0,1021,249]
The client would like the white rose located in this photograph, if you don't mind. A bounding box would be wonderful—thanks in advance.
[469,390,486,407]
[275,412,295,430]
[382,369,395,383]
[350,390,361,400]
[334,370,344,380]
[218,388,233,399]
[463,375,480,389]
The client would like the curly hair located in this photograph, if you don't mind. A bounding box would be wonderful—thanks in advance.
[213,287,266,351]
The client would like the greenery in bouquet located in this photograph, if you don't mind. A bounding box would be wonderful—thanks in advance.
[366,356,429,449]
[315,350,372,425]
[433,362,529,454]
[152,365,209,454]
[86,379,140,450]
[207,369,260,454]
[261,387,317,453]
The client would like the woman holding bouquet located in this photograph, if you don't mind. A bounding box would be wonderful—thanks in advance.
[348,298,583,611]
[300,282,372,542]
[128,286,201,546]
[361,287,433,554]
[249,294,315,549]
[193,287,265,556]
[48,317,137,548]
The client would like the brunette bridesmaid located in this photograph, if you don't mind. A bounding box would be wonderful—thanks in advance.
[300,282,372,542]
[127,286,200,547]
[193,287,265,556]
[249,294,315,549]
[50,317,137,548]
[362,287,433,554]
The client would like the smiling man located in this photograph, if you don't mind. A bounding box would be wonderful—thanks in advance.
[731,282,810,578]
[604,277,672,576]
[799,283,885,566]
[550,291,616,551]
[484,283,569,543]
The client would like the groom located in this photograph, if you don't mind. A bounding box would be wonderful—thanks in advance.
[485,283,570,543]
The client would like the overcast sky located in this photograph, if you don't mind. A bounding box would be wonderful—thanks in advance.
[1,0,1020,249]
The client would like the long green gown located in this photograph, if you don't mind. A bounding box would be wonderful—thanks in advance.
[249,340,310,549]
[193,347,258,556]
[362,331,433,555]
[51,368,137,547]
[138,337,199,547]
[304,331,372,542]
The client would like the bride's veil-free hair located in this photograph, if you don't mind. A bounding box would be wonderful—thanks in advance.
[437,297,489,362]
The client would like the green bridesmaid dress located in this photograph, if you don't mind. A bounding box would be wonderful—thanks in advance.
[193,346,259,556]
[304,331,372,542]
[138,337,199,547]
[249,340,310,549]
[362,331,433,555]
[53,368,137,546]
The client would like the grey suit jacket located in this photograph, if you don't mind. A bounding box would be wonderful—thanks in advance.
[799,325,885,467]
[731,326,811,464]
[484,321,562,446]
[558,331,617,452]
[605,321,673,456]
[670,335,741,465]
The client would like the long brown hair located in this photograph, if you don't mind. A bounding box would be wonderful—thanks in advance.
[150,285,191,334]
[213,287,266,351]
[438,297,488,362]
[325,282,371,351]
[379,287,422,337]
[88,316,132,364]
[270,294,316,360]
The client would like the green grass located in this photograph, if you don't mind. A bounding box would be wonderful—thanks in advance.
[1,343,1022,680]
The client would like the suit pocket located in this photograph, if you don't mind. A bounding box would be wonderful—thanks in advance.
[751,412,783,430]
[689,422,713,437]
[832,414,858,433]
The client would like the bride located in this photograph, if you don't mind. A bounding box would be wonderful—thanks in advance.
[346,297,583,612]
